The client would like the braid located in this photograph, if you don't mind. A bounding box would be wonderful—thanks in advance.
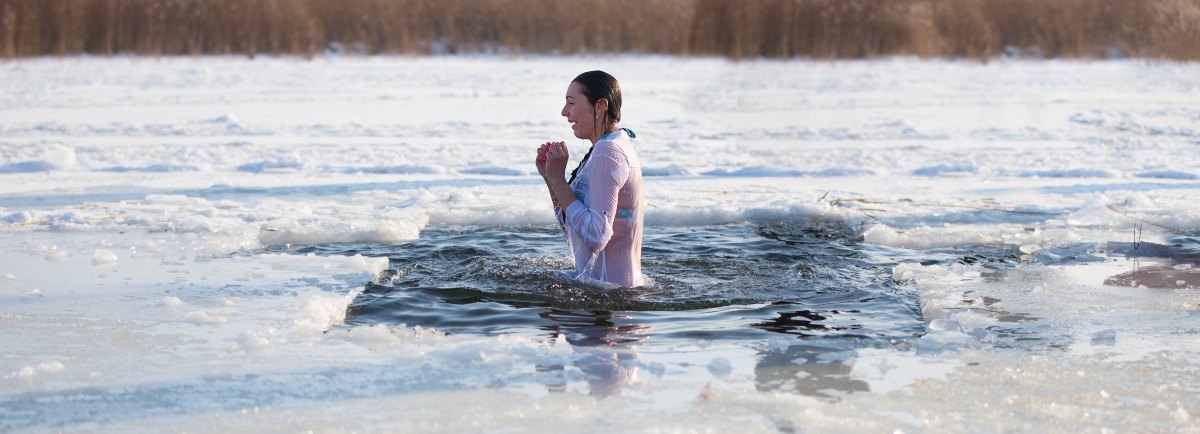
[559,145,594,222]
[567,145,594,186]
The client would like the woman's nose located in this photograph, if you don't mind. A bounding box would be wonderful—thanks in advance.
[561,106,569,117]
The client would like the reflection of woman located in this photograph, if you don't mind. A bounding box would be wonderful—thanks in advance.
[540,309,649,397]
[536,71,646,288]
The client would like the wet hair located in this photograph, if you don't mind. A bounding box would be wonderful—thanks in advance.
[567,70,622,186]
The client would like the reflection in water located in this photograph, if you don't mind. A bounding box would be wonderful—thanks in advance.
[1104,241,1200,289]
[750,308,863,336]
[537,309,649,397]
[755,344,869,397]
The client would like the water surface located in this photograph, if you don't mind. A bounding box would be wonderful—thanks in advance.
[282,224,1027,357]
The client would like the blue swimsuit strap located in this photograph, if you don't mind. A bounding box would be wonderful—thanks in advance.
[600,128,636,141]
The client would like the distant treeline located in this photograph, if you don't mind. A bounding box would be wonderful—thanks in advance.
[2,0,1198,60]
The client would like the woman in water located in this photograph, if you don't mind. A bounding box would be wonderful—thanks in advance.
[536,71,646,288]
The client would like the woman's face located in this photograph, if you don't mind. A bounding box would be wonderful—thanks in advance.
[562,81,596,141]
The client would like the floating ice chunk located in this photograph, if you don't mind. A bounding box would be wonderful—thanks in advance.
[159,296,183,308]
[29,242,67,261]
[951,310,998,330]
[4,273,14,281]
[292,294,350,332]
[928,319,963,333]
[185,310,227,326]
[237,329,278,353]
[1090,330,1117,345]
[30,288,43,297]
[707,357,732,377]
[1019,244,1042,254]
[45,250,67,261]
[891,263,921,284]
[917,330,975,351]
[92,249,119,265]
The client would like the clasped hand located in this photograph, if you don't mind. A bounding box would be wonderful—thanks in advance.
[536,141,569,181]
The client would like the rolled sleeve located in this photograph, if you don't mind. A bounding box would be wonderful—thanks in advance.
[565,199,614,253]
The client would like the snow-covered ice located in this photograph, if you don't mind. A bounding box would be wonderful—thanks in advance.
[1,55,1199,432]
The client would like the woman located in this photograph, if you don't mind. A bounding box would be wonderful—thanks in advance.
[536,71,646,288]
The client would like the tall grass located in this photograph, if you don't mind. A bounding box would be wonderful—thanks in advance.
[2,0,1197,60]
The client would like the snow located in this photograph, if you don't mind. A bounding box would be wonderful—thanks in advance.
[1,55,1199,432]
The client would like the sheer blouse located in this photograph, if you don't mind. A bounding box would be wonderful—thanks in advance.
[554,128,646,288]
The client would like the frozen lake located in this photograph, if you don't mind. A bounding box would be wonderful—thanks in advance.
[2,55,1199,432]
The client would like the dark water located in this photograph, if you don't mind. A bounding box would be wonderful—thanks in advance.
[279,224,1027,351]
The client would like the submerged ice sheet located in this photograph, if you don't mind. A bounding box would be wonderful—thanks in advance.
[1,56,1199,432]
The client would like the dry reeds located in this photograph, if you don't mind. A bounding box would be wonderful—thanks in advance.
[1,0,1197,60]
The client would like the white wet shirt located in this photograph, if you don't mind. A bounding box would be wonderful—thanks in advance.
[555,128,646,288]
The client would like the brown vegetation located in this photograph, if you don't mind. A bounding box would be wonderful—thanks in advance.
[1,0,1197,60]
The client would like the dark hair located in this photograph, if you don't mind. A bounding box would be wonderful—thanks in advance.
[567,70,622,186]
[573,70,621,124]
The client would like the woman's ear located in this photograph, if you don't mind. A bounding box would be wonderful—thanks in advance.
[595,99,608,119]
